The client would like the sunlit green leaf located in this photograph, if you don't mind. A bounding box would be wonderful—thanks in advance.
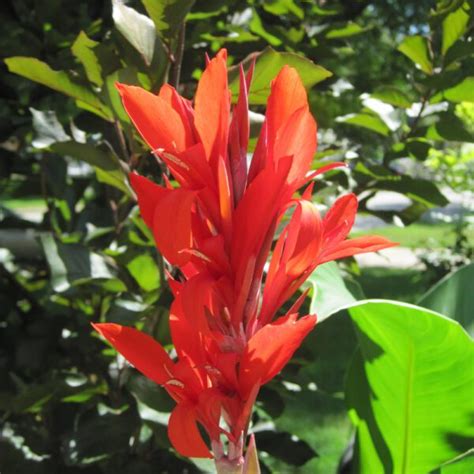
[346,301,474,474]
[443,77,474,103]
[71,31,103,87]
[112,0,156,66]
[228,47,332,105]
[337,112,390,136]
[397,36,433,74]
[442,3,470,55]
[4,57,113,120]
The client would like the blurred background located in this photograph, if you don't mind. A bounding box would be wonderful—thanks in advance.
[0,0,473,473]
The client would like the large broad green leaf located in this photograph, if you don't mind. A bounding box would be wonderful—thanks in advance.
[346,300,474,474]
[228,47,332,105]
[141,0,194,39]
[303,261,360,322]
[112,0,156,66]
[4,57,113,121]
[442,3,470,55]
[397,36,433,74]
[418,263,474,336]
[435,450,474,473]
[71,31,103,87]
[51,141,132,196]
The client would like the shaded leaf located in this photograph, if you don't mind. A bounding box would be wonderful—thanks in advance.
[418,263,474,337]
[51,141,132,196]
[255,430,317,466]
[141,0,194,38]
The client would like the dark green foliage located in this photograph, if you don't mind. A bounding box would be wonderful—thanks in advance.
[1,0,473,472]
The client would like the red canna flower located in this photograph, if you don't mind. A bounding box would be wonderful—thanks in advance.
[93,49,396,470]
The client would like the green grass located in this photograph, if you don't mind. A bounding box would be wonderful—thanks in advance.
[352,222,474,249]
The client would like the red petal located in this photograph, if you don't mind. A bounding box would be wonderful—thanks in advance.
[319,235,398,264]
[116,83,192,153]
[129,173,167,229]
[168,403,213,458]
[194,49,230,163]
[249,66,309,181]
[239,313,316,398]
[273,106,317,185]
[323,193,358,245]
[153,188,196,266]
[92,323,173,385]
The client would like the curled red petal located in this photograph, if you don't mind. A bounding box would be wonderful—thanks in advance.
[168,403,213,459]
[129,172,167,229]
[92,323,173,386]
[323,193,358,245]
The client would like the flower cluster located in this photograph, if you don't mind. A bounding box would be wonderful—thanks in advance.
[93,50,395,465]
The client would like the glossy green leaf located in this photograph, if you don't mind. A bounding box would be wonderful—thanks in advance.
[398,36,433,74]
[71,31,103,87]
[112,0,156,66]
[442,3,470,55]
[51,141,132,196]
[346,300,474,474]
[141,0,194,38]
[40,234,126,293]
[418,263,474,336]
[337,113,390,136]
[4,57,113,120]
[228,47,332,105]
[30,108,70,149]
